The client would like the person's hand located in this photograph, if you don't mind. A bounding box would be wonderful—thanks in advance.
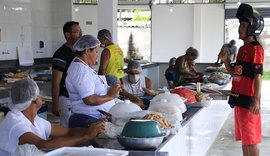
[52,104,60,116]
[250,97,260,114]
[107,84,121,98]
[191,73,197,76]
[143,88,158,96]
[85,118,107,139]
[119,87,128,95]
[219,50,228,62]
[196,72,204,77]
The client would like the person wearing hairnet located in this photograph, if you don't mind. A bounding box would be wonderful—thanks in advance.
[120,60,157,97]
[165,57,176,87]
[215,39,237,64]
[97,29,125,79]
[66,35,121,128]
[0,78,106,156]
[105,74,145,109]
[219,3,264,156]
[174,47,202,85]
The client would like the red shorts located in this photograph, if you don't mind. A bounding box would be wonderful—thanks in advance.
[234,106,261,145]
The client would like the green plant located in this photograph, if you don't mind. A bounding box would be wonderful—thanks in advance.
[126,32,143,61]
[127,33,136,60]
[132,9,150,21]
[263,71,270,80]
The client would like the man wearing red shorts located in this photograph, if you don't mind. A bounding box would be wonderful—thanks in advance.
[219,3,264,156]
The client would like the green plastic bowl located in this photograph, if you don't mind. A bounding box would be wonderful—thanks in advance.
[121,120,164,138]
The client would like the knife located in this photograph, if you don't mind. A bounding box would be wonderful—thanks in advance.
[97,109,112,122]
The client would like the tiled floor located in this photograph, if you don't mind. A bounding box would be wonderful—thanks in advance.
[206,80,270,156]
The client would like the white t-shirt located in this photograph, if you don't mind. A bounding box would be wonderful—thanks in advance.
[66,60,115,119]
[122,74,146,97]
[0,109,51,156]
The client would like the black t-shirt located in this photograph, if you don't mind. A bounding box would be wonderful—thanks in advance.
[52,44,77,97]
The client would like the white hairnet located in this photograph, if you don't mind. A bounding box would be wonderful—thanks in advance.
[105,74,120,86]
[8,78,39,111]
[97,29,112,41]
[127,60,142,72]
[72,34,101,52]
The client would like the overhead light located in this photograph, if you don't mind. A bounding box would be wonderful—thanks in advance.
[237,1,241,5]
[74,7,79,12]
[12,7,23,11]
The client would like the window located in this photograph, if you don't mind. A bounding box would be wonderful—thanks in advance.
[117,9,151,62]
[73,0,97,4]
[153,0,224,4]
[73,0,224,4]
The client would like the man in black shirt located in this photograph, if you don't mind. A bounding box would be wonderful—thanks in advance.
[52,21,82,127]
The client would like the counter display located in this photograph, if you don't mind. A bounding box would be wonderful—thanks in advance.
[52,101,230,156]
[0,62,232,156]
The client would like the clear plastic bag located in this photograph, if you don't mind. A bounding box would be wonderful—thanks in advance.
[112,111,148,126]
[11,144,45,156]
[104,122,124,138]
[149,92,187,113]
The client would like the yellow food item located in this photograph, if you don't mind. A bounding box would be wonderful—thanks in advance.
[6,72,14,77]
[14,72,28,78]
[195,92,208,101]
[144,112,173,129]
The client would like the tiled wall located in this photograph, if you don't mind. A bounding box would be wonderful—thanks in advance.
[0,0,72,61]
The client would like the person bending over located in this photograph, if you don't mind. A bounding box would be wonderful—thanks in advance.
[0,78,106,156]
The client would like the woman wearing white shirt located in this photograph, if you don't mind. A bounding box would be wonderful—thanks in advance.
[0,78,105,156]
[66,35,121,128]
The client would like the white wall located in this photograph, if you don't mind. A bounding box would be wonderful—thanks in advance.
[98,0,118,43]
[0,1,225,63]
[151,4,224,63]
[0,0,72,61]
[0,1,32,60]
[72,5,98,36]
[152,4,194,63]
[199,4,225,63]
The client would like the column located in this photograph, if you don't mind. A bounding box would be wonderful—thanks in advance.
[98,0,118,43]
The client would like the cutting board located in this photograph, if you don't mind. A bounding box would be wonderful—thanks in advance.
[17,46,34,66]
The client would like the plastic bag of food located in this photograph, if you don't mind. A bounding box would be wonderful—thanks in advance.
[150,91,187,113]
[148,99,183,122]
[170,88,197,104]
[104,122,124,138]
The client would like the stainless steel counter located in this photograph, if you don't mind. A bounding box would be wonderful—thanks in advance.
[78,104,202,154]
[80,101,231,156]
